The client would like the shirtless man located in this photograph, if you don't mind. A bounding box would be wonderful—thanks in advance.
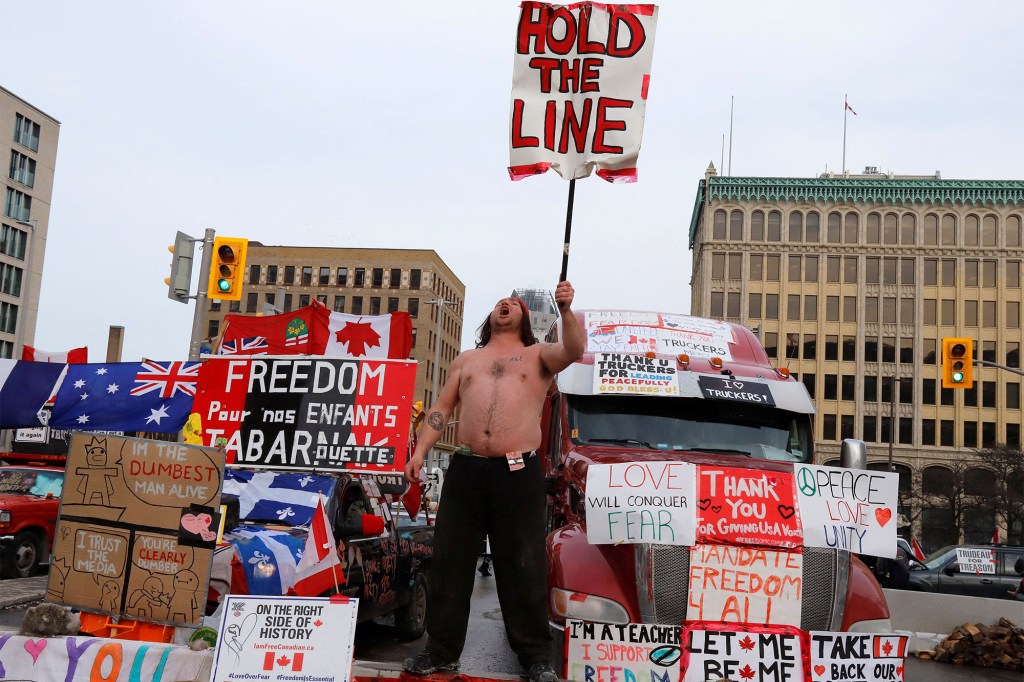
[403,281,584,682]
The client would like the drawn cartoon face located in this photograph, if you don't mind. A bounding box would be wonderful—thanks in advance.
[85,440,108,466]
[143,575,163,598]
[102,581,120,599]
[174,570,199,592]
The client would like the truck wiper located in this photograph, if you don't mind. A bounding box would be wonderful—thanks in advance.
[586,437,658,449]
[684,447,754,458]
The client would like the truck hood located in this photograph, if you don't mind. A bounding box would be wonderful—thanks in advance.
[0,492,59,509]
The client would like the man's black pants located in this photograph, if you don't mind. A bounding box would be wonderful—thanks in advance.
[424,452,552,668]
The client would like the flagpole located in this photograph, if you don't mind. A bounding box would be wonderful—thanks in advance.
[842,94,848,175]
[559,178,576,284]
[727,95,734,177]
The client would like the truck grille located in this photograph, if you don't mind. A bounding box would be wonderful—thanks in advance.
[636,545,846,631]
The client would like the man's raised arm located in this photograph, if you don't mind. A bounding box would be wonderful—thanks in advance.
[404,354,465,483]
[540,281,585,376]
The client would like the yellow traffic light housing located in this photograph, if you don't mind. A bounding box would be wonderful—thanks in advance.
[941,337,974,389]
[206,237,248,301]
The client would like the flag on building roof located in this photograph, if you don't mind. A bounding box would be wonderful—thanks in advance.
[845,99,858,116]
[0,360,66,428]
[21,345,88,364]
[292,496,344,597]
[48,361,200,432]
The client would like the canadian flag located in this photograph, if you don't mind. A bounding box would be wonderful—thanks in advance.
[325,311,413,359]
[911,536,926,562]
[292,496,343,597]
[22,345,87,364]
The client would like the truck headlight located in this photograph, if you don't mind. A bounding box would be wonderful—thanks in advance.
[550,588,629,624]
[0,510,10,528]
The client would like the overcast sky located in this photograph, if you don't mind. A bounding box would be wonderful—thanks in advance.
[4,1,1022,362]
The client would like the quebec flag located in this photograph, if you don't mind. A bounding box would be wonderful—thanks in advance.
[49,361,200,432]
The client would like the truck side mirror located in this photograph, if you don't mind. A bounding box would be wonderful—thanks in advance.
[361,514,385,536]
[840,439,868,470]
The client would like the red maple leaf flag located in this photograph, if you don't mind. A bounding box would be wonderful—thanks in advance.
[739,664,756,680]
[335,321,382,357]
[882,641,893,656]
[292,496,343,596]
[739,635,755,651]
[325,311,413,359]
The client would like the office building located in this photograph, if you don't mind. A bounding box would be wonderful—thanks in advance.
[689,166,1023,548]
[1,86,60,359]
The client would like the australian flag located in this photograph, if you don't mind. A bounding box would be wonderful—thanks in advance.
[49,361,200,432]
[220,336,269,356]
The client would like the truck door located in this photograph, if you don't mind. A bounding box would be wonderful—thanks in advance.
[338,480,388,620]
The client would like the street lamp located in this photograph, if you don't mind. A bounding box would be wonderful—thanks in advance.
[426,297,458,473]
[14,218,38,359]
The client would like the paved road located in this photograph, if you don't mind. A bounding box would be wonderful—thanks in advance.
[1,571,1021,681]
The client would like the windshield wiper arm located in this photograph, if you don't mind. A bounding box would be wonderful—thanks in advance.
[684,447,754,458]
[586,438,658,449]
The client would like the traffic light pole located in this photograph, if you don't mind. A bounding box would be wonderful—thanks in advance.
[188,229,215,361]
[977,359,1024,378]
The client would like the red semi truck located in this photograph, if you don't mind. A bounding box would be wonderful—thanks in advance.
[538,310,890,658]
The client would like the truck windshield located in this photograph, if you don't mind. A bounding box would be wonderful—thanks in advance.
[567,394,812,463]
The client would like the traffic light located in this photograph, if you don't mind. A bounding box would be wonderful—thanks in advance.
[207,237,248,301]
[165,231,196,303]
[941,337,974,389]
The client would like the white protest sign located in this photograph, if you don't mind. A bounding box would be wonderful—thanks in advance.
[794,464,899,558]
[956,547,997,574]
[809,632,908,682]
[211,595,358,682]
[686,545,803,627]
[585,462,696,545]
[682,624,804,682]
[585,312,734,359]
[509,3,659,183]
[565,619,683,682]
[593,352,680,396]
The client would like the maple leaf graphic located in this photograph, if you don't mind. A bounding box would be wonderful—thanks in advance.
[739,664,755,680]
[313,618,323,627]
[739,635,755,651]
[336,321,381,357]
[882,640,893,656]
[277,655,291,667]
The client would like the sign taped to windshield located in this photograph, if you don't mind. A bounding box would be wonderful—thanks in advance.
[698,375,775,406]
[593,352,679,396]
[585,312,734,359]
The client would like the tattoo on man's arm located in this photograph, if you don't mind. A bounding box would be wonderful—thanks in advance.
[427,411,445,431]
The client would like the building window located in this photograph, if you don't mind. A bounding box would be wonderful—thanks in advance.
[825,296,839,322]
[844,213,858,243]
[710,292,724,318]
[804,295,817,321]
[409,298,419,318]
[390,268,401,288]
[1008,383,1021,409]
[899,418,912,445]
[1008,302,1021,328]
[825,335,838,361]
[826,256,840,283]
[749,255,763,280]
[284,265,295,284]
[284,294,293,311]
[844,256,857,283]
[965,300,979,326]
[249,264,261,284]
[765,294,779,320]
[924,214,939,245]
[885,213,900,245]
[864,336,878,363]
[805,255,818,282]
[806,212,820,242]
[732,210,745,240]
[983,300,997,327]
[316,294,327,305]
[787,295,800,320]
[410,269,421,289]
[246,293,258,313]
[941,300,955,326]
[866,213,880,243]
[13,114,40,152]
[922,419,935,445]
[841,415,855,440]
[900,258,914,285]
[267,265,278,284]
[965,215,980,246]
[901,298,915,325]
[788,255,801,282]
[827,212,841,243]
[208,320,219,339]
[748,293,761,318]
[411,327,417,348]
[940,386,954,406]
[301,267,313,286]
[900,338,913,364]
[882,337,896,363]
[823,414,837,441]
[1008,216,1022,247]
[964,422,978,448]
[3,188,31,222]
[866,257,879,284]
[842,335,856,362]
[786,334,799,359]
[763,332,777,358]
[354,268,365,287]
[299,294,310,307]
[923,339,936,364]
[334,296,345,312]
[767,211,782,241]
[209,300,221,312]
[726,292,740,318]
[863,375,877,402]
[802,373,816,398]
[319,267,330,286]
[229,300,241,312]
[824,374,838,400]
[863,416,877,442]
[941,214,956,246]
[882,258,897,285]
[0,263,22,297]
[841,375,855,401]
[1009,342,1021,368]
[866,297,878,323]
[0,223,27,260]
[1008,261,1021,287]
[803,334,816,359]
[711,253,725,279]
[265,293,276,311]
[370,297,381,315]
[766,255,780,281]
[713,210,726,240]
[352,296,363,314]
[899,376,913,404]
[882,298,896,324]
[337,267,347,286]
[372,268,384,288]
[0,301,18,333]
[789,212,803,242]
[923,259,937,286]
[388,296,399,313]
[728,254,741,280]
[8,151,35,187]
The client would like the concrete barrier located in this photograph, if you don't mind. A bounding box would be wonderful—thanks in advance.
[883,588,1024,650]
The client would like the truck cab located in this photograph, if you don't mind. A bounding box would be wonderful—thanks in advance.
[539,310,890,652]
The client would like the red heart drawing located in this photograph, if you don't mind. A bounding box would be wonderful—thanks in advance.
[182,513,216,542]
[24,638,47,664]
[813,664,826,676]
[875,508,892,527]
[895,665,904,678]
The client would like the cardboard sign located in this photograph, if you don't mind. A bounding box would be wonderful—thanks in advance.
[565,619,683,682]
[687,545,803,627]
[697,375,775,406]
[210,595,358,682]
[594,352,680,396]
[191,357,417,472]
[956,547,997,574]
[795,464,899,558]
[585,462,696,545]
[696,466,802,548]
[585,312,734,359]
[50,434,224,626]
[809,632,908,682]
[509,3,659,183]
[682,622,806,682]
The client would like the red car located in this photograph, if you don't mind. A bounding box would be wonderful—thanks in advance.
[0,465,64,578]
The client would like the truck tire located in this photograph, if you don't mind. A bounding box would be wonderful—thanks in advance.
[395,571,428,640]
[3,531,40,579]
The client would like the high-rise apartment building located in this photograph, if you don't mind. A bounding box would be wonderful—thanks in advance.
[1,86,60,359]
[198,244,466,451]
[689,166,1023,548]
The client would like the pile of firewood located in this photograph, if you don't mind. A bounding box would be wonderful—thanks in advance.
[915,618,1023,671]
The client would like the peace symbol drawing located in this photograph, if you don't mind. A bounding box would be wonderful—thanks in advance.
[797,467,817,496]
